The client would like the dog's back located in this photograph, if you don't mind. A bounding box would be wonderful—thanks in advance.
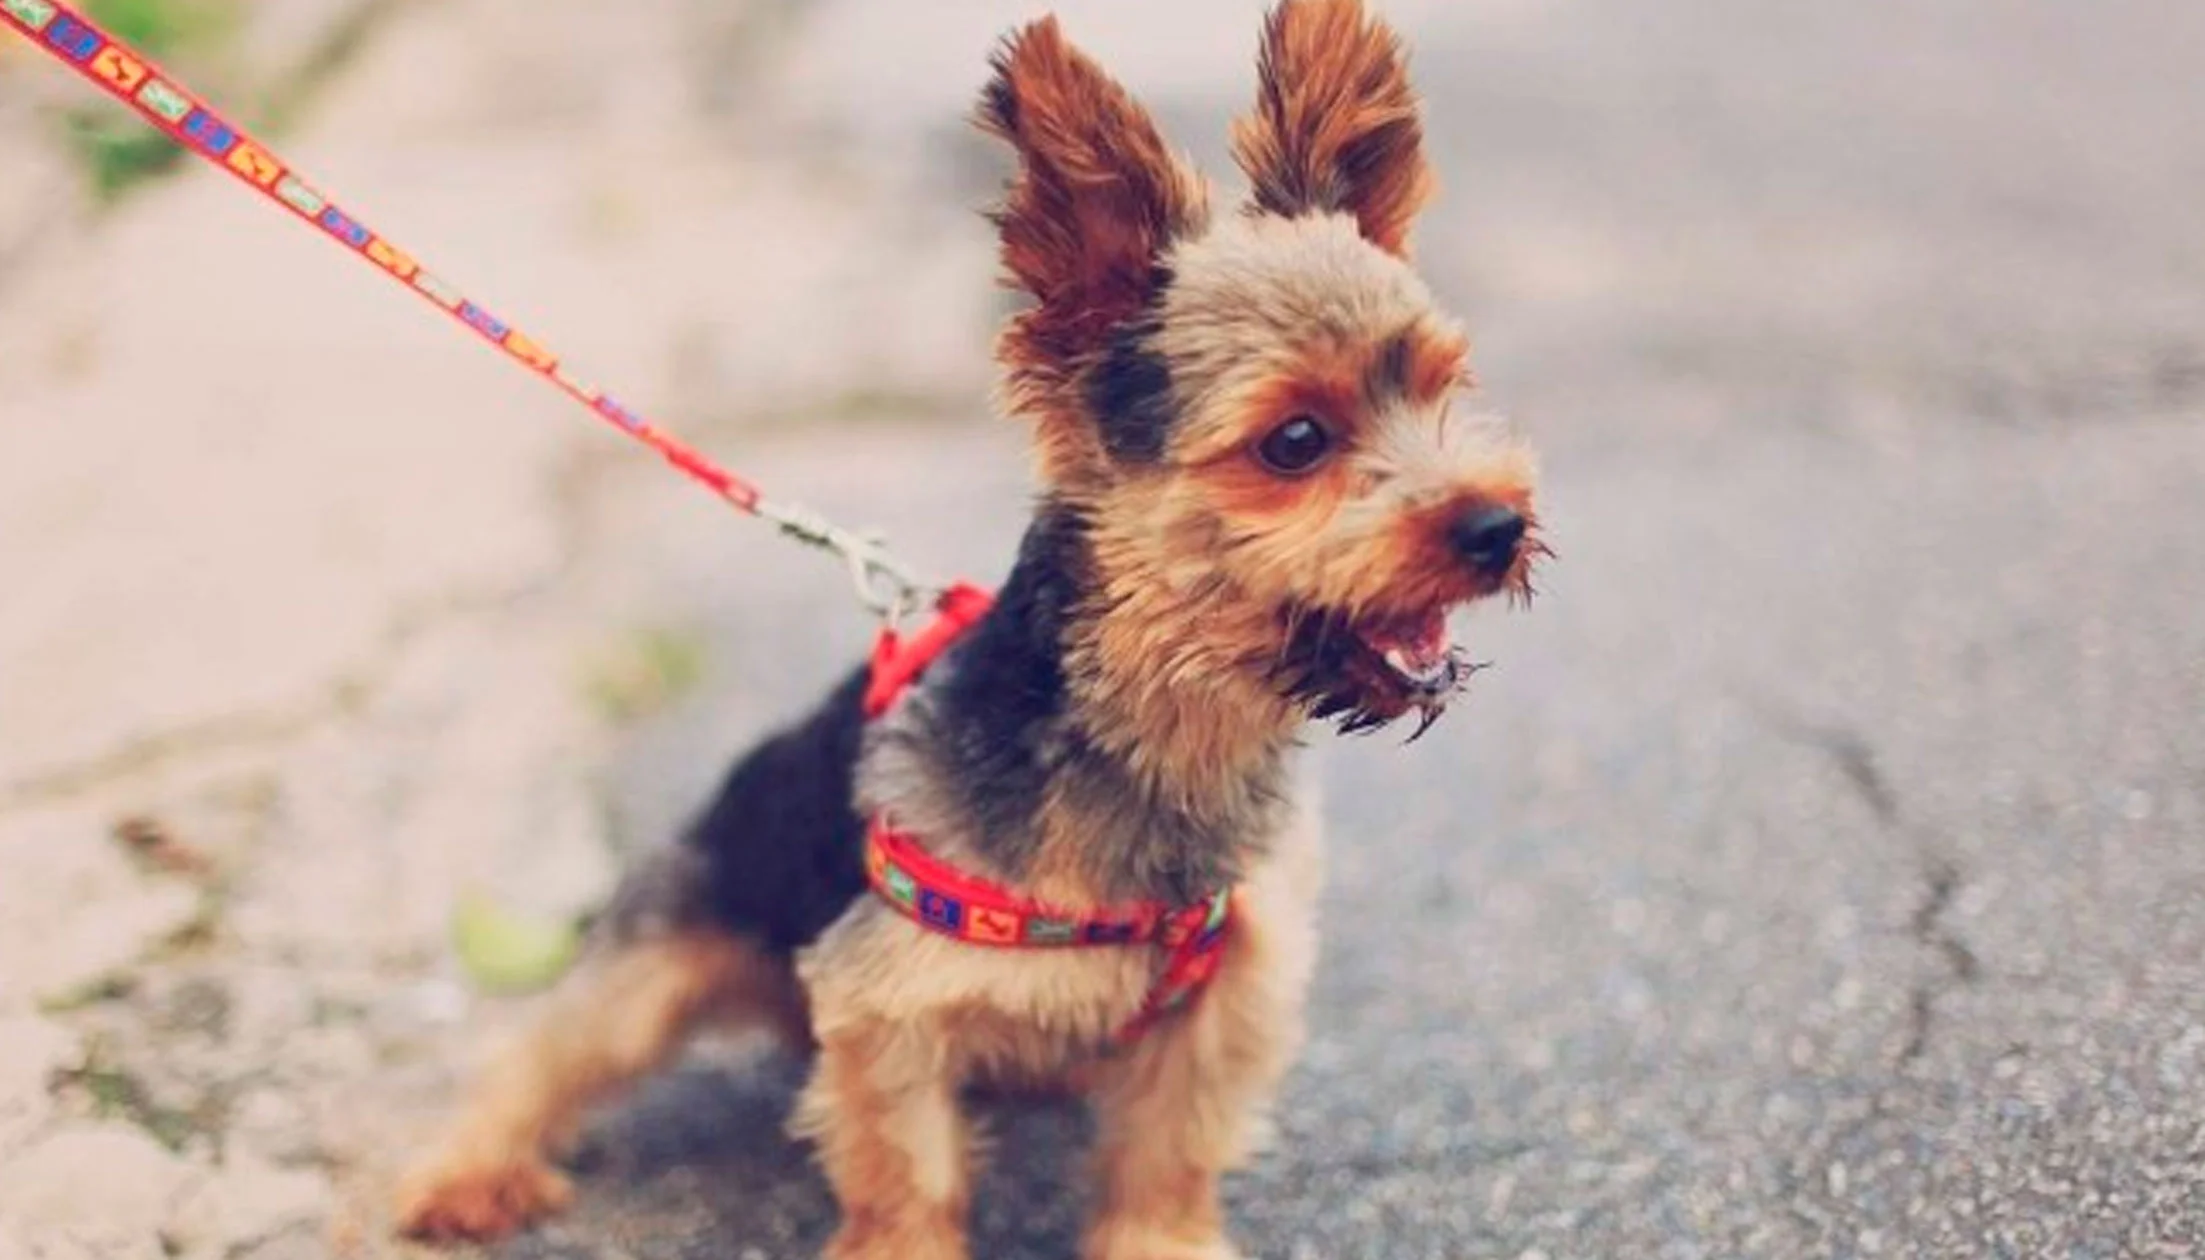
[603,667,874,957]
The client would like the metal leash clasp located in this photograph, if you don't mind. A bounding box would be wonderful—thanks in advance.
[839,533,932,627]
[756,499,934,628]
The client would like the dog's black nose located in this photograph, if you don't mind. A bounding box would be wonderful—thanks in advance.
[1450,504,1526,576]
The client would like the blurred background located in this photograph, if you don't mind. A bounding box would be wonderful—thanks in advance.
[2,0,2201,1256]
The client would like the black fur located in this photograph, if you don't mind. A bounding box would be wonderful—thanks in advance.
[667,667,873,956]
[631,499,1271,951]
[1367,329,1413,404]
[638,508,1089,955]
[904,502,1089,872]
[1271,607,1467,739]
[904,503,1285,902]
[1086,319,1176,464]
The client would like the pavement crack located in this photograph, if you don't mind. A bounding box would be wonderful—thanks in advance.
[1770,716,1900,827]
[4,402,609,816]
[0,570,561,814]
[0,698,337,813]
[1758,706,1979,1066]
[1898,855,1981,1065]
[1910,858,1981,985]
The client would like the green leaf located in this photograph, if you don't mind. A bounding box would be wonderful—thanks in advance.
[452,894,581,995]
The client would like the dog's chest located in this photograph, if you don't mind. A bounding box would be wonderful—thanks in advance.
[817,667,1308,1071]
[801,898,1163,1069]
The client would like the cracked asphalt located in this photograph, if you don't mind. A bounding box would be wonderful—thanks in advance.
[487,2,2205,1256]
[6,0,2195,1257]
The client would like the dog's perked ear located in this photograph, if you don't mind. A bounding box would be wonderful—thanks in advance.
[1231,0,1435,257]
[977,17,1208,465]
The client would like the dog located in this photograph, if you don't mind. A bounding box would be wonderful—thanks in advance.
[393,2,1541,1256]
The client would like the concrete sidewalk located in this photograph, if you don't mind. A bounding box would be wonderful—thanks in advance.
[0,0,988,1255]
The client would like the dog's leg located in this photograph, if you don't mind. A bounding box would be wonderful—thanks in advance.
[394,929,803,1243]
[1083,840,1321,1260]
[796,1016,971,1260]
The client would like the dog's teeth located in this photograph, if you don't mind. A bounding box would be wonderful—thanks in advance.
[1383,646,1449,686]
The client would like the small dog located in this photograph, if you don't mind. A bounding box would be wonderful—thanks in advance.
[395,1,1541,1256]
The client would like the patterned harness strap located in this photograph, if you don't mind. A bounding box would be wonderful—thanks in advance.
[861,589,1237,1045]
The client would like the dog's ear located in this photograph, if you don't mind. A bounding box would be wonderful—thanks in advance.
[978,18,1208,390]
[1231,0,1434,256]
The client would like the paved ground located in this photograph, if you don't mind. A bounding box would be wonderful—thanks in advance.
[2,0,2201,1258]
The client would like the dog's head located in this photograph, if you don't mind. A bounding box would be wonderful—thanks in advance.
[980,0,1543,738]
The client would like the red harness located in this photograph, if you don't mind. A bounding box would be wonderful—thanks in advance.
[860,585,1236,1045]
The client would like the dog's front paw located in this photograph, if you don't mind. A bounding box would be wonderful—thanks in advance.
[1084,1226,1243,1260]
[823,1221,968,1260]
[393,1151,573,1244]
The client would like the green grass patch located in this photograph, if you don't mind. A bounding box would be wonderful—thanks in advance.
[35,972,138,1014]
[61,1048,205,1153]
[581,626,709,725]
[60,0,239,203]
[63,112,186,202]
[87,0,205,50]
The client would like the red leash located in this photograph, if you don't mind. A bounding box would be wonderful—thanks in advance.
[6,0,1236,1039]
[1,0,930,620]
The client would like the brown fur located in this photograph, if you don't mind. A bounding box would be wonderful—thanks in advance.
[1066,211,1540,673]
[1083,827,1321,1260]
[792,798,1325,1260]
[393,933,804,1242]
[979,16,1211,483]
[1367,322,1473,405]
[1232,0,1436,256]
[397,5,1538,1257]
[796,1020,973,1260]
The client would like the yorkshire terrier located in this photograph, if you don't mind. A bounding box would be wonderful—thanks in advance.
[394,1,1542,1256]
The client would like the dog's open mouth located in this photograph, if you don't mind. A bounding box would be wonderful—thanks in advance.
[1273,602,1484,739]
[1352,608,1463,696]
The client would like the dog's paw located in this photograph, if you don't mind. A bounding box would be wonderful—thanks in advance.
[823,1223,967,1260]
[392,1153,573,1244]
[1084,1228,1243,1260]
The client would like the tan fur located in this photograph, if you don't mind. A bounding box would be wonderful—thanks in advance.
[795,1020,972,1260]
[1019,219,1520,831]
[1061,545,1300,800]
[393,933,803,1242]
[795,788,1325,1260]
[1388,322,1472,401]
[1152,214,1463,459]
[1084,808,1323,1260]
[1059,213,1540,681]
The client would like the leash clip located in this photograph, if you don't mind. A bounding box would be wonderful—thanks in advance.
[842,534,931,626]
[758,499,932,625]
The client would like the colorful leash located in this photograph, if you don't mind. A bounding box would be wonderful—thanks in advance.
[1,0,935,623]
[0,2,1252,1042]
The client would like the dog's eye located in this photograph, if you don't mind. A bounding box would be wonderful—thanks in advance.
[1254,415,1334,476]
